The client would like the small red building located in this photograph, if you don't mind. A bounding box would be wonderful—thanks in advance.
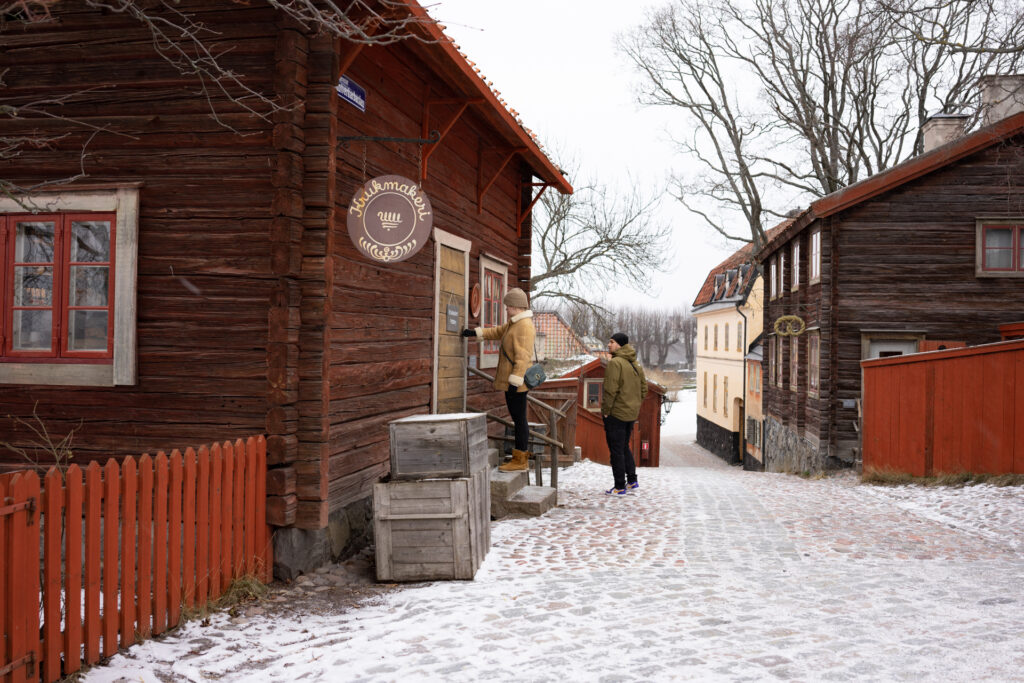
[546,357,665,467]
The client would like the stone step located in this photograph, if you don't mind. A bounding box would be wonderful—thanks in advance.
[487,447,500,469]
[505,485,557,517]
[490,469,529,517]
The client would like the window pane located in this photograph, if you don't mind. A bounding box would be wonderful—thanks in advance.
[15,222,55,263]
[69,266,109,306]
[985,249,1012,269]
[68,310,109,351]
[12,309,52,350]
[985,228,1013,249]
[70,221,111,263]
[14,266,53,306]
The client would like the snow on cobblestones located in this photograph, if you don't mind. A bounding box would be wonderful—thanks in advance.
[84,405,1024,682]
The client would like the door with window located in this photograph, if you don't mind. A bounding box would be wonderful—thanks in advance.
[433,229,471,413]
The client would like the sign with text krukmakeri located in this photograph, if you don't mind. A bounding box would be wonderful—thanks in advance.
[347,175,433,263]
[336,75,366,111]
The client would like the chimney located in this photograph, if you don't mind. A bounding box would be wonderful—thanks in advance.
[980,74,1024,126]
[921,113,969,152]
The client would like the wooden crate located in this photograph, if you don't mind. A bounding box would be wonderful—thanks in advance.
[389,413,488,479]
[374,468,490,582]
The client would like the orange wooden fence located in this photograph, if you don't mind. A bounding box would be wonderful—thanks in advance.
[0,436,272,683]
[862,339,1024,476]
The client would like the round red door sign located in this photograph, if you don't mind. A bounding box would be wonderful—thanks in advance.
[347,175,433,263]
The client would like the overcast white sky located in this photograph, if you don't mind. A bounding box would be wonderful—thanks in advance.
[428,0,739,310]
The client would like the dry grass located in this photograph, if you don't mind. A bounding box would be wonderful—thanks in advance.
[861,468,1024,487]
[645,368,694,391]
[180,574,269,623]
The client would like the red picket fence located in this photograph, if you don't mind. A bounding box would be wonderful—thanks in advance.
[862,339,1024,476]
[0,436,272,683]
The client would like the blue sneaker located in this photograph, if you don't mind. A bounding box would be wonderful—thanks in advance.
[605,487,627,496]
[626,481,639,490]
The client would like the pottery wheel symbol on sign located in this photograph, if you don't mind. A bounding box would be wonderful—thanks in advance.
[347,174,433,263]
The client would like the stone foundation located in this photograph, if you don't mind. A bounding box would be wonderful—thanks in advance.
[272,496,374,580]
[696,416,740,465]
[764,417,829,473]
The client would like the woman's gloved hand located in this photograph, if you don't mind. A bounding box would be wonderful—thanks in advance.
[461,328,476,338]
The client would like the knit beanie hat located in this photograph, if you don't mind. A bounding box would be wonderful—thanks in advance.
[503,287,529,308]
[611,332,629,346]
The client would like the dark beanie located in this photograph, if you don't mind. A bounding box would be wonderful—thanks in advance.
[611,332,629,346]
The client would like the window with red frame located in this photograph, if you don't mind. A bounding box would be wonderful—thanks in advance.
[981,224,1024,272]
[1,213,115,361]
[482,269,503,355]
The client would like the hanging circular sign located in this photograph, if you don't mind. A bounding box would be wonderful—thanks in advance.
[470,283,482,318]
[346,175,433,263]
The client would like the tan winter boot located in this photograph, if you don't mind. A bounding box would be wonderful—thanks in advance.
[499,448,530,472]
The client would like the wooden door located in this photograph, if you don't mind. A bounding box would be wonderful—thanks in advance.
[433,230,470,413]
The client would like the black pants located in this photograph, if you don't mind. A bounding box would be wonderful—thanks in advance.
[604,416,636,489]
[505,387,529,451]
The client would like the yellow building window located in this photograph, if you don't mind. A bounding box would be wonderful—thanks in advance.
[725,323,730,351]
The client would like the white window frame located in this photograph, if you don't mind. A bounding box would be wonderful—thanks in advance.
[478,253,509,369]
[791,240,800,291]
[809,230,821,284]
[0,187,139,386]
[770,258,778,299]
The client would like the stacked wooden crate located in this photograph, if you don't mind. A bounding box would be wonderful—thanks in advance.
[374,413,491,581]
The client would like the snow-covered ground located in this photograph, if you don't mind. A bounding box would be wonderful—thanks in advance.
[82,389,1024,682]
[660,388,697,439]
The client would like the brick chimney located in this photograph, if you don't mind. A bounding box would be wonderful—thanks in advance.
[921,113,970,152]
[980,74,1024,126]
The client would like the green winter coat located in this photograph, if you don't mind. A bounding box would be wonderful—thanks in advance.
[602,344,648,422]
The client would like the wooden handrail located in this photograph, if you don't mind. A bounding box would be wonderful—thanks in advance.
[469,365,572,490]
[468,366,568,419]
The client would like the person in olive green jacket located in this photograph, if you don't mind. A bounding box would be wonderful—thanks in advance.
[461,287,535,471]
[602,332,647,495]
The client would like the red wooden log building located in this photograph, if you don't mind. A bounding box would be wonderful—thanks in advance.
[0,1,571,576]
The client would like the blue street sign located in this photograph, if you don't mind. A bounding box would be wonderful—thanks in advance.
[337,75,366,112]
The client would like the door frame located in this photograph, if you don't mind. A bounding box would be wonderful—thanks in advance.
[431,227,472,413]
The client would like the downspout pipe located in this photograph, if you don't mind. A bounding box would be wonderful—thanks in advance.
[736,300,748,467]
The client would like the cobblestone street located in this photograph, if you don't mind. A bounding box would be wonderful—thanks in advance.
[87,434,1024,682]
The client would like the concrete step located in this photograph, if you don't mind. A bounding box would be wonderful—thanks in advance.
[505,485,557,517]
[487,447,500,468]
[490,469,529,517]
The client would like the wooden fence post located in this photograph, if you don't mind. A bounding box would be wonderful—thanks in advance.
[137,455,153,639]
[42,469,62,681]
[245,437,257,577]
[102,459,120,657]
[232,440,246,579]
[221,443,234,590]
[183,448,197,610]
[196,446,210,605]
[84,462,102,665]
[153,453,169,635]
[64,465,83,675]
[168,451,183,628]
[121,458,138,650]
[209,444,223,601]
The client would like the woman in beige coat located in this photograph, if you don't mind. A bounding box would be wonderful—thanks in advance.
[462,287,535,471]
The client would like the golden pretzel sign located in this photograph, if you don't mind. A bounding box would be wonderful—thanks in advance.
[773,315,806,337]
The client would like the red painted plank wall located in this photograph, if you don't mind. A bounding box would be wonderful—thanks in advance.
[862,339,1024,475]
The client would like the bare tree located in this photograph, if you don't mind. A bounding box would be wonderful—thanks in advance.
[620,0,1024,247]
[563,302,695,370]
[530,173,672,311]
[1,0,435,204]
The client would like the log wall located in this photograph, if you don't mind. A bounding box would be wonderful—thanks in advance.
[0,3,282,466]
[765,137,1024,468]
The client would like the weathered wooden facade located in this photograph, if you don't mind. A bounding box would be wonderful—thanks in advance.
[758,110,1024,472]
[0,1,570,574]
